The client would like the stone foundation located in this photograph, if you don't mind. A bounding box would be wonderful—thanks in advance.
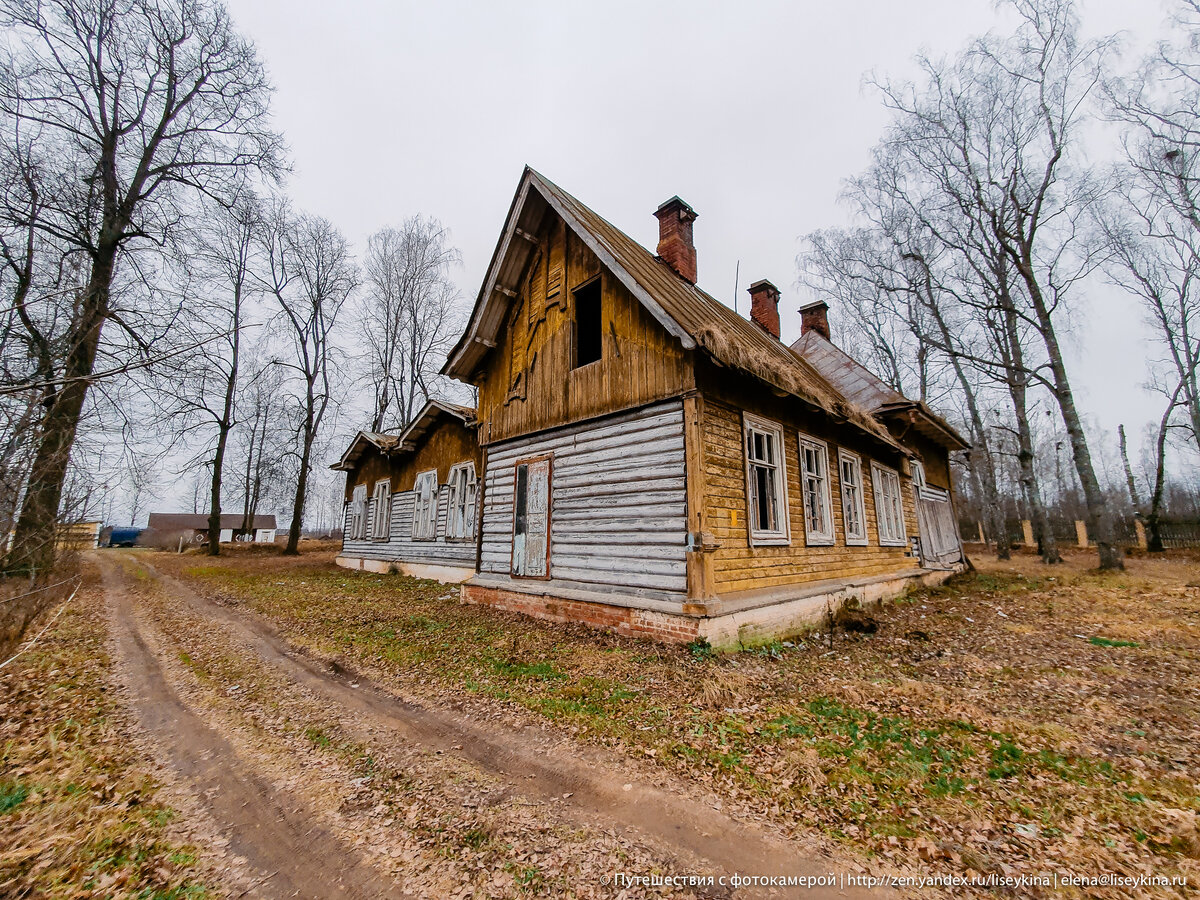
[335,555,475,584]
[461,566,963,650]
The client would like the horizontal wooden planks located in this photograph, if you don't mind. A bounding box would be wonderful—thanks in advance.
[702,397,921,594]
[480,401,688,594]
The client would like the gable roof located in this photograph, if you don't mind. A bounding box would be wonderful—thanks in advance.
[331,400,476,472]
[790,330,969,451]
[443,167,901,450]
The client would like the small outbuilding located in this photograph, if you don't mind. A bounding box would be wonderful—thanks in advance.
[145,513,277,544]
[332,400,482,582]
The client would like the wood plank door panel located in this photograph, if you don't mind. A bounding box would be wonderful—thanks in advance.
[511,456,552,578]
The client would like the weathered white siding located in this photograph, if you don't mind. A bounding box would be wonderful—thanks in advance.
[340,486,476,568]
[480,401,688,597]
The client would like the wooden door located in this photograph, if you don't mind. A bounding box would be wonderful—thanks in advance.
[511,456,551,578]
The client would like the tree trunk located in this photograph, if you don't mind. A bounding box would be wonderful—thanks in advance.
[207,287,242,555]
[6,250,114,574]
[1011,252,1120,569]
[1011,382,1060,564]
[285,427,312,555]
[1118,424,1141,512]
[926,294,1009,559]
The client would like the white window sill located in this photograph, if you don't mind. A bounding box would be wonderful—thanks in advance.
[804,535,835,547]
[749,535,791,547]
[879,538,907,547]
[845,537,869,547]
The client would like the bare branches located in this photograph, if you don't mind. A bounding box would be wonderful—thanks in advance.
[0,0,281,573]
[359,217,463,433]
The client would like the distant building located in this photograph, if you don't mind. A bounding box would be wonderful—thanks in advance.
[145,513,277,544]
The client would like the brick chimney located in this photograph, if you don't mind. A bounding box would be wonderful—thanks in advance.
[654,196,698,284]
[747,280,781,339]
[799,299,831,341]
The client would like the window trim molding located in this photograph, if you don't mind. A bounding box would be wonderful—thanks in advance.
[446,460,478,542]
[411,469,439,542]
[871,462,908,547]
[742,412,791,547]
[371,479,391,541]
[838,449,869,547]
[797,432,835,546]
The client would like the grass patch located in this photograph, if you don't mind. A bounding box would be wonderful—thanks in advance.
[1089,636,1140,648]
[0,780,29,813]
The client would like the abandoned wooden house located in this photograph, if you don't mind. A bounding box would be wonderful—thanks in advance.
[433,167,966,648]
[333,399,482,582]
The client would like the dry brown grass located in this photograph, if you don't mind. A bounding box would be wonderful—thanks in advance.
[160,546,1200,897]
[0,560,211,898]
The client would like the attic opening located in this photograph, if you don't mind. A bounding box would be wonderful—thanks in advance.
[572,277,602,368]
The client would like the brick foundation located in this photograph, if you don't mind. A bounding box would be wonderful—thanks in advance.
[461,583,702,644]
[461,565,963,650]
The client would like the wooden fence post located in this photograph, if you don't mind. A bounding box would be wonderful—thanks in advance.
[978,522,986,544]
[1075,520,1089,548]
[1134,519,1148,550]
[1021,520,1034,547]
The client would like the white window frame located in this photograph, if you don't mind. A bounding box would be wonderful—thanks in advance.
[797,433,835,546]
[446,461,478,540]
[743,413,790,546]
[911,459,927,491]
[371,479,391,541]
[838,449,869,546]
[871,462,908,547]
[348,484,367,541]
[412,469,438,540]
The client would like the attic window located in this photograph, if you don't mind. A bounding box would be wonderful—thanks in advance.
[573,278,602,368]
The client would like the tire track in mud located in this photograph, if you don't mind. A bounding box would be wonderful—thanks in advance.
[128,554,880,900]
[103,556,407,900]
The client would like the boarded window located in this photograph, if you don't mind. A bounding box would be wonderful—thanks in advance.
[743,414,789,545]
[573,278,602,368]
[839,450,868,546]
[446,462,477,540]
[412,470,438,540]
[798,435,834,545]
[348,484,367,541]
[511,457,551,577]
[371,480,391,541]
[871,463,907,546]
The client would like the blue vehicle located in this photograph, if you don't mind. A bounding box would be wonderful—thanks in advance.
[107,526,142,548]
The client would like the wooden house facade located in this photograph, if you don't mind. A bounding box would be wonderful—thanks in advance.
[333,400,482,582]
[438,168,967,648]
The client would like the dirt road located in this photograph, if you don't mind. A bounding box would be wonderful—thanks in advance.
[101,551,877,899]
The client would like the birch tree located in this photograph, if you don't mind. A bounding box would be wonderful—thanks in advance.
[867,0,1120,568]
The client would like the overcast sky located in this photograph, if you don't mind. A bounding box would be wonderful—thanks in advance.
[223,0,1163,447]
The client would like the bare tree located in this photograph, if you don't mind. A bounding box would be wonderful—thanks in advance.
[259,200,356,554]
[0,0,282,573]
[360,217,462,432]
[158,192,263,554]
[867,0,1120,568]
